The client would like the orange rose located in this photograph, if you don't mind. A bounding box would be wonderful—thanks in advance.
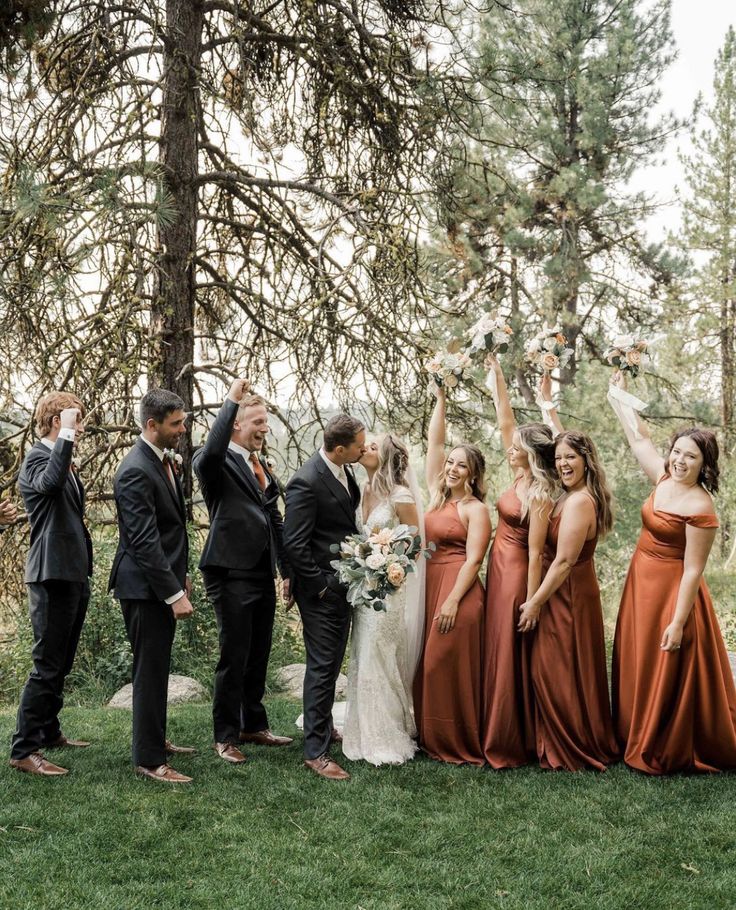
[626,349,642,366]
[541,352,559,371]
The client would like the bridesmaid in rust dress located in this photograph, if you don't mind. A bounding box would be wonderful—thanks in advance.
[481,358,558,768]
[413,384,492,765]
[609,372,736,773]
[518,431,619,771]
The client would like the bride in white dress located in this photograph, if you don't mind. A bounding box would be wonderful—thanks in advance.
[342,434,426,766]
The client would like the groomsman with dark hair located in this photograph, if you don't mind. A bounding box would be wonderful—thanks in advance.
[109,388,195,784]
[194,378,293,765]
[10,392,92,777]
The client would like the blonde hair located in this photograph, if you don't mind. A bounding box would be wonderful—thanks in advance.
[34,391,84,438]
[370,434,410,502]
[516,423,558,520]
[429,444,487,512]
[555,431,614,537]
[236,393,268,417]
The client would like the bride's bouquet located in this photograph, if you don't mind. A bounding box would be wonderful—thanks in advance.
[603,333,650,379]
[465,312,513,357]
[524,322,574,373]
[330,525,433,612]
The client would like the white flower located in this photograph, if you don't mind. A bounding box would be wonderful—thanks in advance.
[365,553,386,570]
[613,333,634,349]
[543,336,557,352]
[527,338,541,354]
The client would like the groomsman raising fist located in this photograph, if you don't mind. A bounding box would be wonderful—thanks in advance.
[194,378,293,765]
[109,389,195,784]
[10,393,92,777]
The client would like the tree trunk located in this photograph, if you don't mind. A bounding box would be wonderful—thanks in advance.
[150,0,202,515]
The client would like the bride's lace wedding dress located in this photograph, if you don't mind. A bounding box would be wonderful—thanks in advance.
[342,485,419,766]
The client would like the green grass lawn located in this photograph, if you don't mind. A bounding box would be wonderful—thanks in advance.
[1,700,735,910]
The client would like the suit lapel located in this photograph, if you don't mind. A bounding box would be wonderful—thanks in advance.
[226,449,263,502]
[316,456,357,523]
[136,439,185,520]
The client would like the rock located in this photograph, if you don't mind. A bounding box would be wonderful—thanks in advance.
[108,674,208,709]
[276,663,348,699]
[730,652,736,684]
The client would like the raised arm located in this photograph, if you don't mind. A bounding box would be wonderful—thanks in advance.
[660,523,717,651]
[193,378,250,489]
[425,385,447,492]
[538,373,564,436]
[609,371,664,484]
[486,354,516,452]
[518,493,594,631]
[436,501,492,634]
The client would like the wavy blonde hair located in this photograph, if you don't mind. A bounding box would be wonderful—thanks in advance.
[555,430,614,537]
[370,434,410,502]
[516,423,559,520]
[429,444,487,512]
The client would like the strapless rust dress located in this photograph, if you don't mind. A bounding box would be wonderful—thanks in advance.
[413,501,485,765]
[481,482,535,767]
[612,492,736,774]
[531,511,619,771]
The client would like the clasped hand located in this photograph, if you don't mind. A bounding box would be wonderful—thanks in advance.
[518,600,540,632]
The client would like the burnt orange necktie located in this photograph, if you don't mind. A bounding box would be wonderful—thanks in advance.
[249,452,267,491]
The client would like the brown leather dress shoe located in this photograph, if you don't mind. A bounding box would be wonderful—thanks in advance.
[330,728,343,745]
[135,764,192,784]
[165,740,196,755]
[44,735,91,749]
[214,742,247,764]
[239,729,294,747]
[10,752,69,776]
[304,754,350,780]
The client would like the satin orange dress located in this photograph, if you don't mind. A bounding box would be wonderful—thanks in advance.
[413,501,485,765]
[482,482,535,767]
[612,492,736,774]
[531,508,619,771]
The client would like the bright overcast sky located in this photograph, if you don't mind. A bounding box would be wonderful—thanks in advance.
[639,1,735,240]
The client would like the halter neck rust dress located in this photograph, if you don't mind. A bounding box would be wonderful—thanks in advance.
[482,481,536,767]
[612,490,736,774]
[413,501,485,765]
[531,504,619,771]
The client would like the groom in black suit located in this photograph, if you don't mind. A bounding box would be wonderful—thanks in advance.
[283,415,365,780]
[193,377,293,764]
[10,392,92,777]
[109,389,195,784]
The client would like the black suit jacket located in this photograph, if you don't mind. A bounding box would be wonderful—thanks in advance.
[193,398,289,576]
[109,438,188,602]
[283,451,360,599]
[18,438,93,584]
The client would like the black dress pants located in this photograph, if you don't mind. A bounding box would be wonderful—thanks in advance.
[298,588,351,760]
[203,557,276,744]
[121,598,176,767]
[11,580,89,760]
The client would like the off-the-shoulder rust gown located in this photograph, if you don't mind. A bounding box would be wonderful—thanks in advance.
[482,482,536,767]
[612,492,736,774]
[531,509,619,771]
[413,501,485,765]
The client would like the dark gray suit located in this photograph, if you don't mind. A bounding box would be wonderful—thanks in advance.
[283,452,360,759]
[109,438,188,767]
[11,437,92,760]
[193,399,290,743]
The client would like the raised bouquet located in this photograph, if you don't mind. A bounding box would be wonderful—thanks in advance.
[465,312,513,357]
[330,524,433,612]
[423,346,472,390]
[524,323,574,373]
[604,334,650,379]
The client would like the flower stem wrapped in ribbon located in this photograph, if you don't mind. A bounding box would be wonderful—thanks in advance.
[330,524,435,612]
[524,323,574,374]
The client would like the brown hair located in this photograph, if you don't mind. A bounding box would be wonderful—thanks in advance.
[664,427,720,494]
[34,391,84,438]
[516,423,558,520]
[555,430,614,537]
[429,444,487,511]
[324,414,364,452]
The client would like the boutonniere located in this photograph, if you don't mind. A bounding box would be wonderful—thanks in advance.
[163,449,184,474]
[71,456,82,471]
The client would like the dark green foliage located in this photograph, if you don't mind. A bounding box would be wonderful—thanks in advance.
[0,0,54,68]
